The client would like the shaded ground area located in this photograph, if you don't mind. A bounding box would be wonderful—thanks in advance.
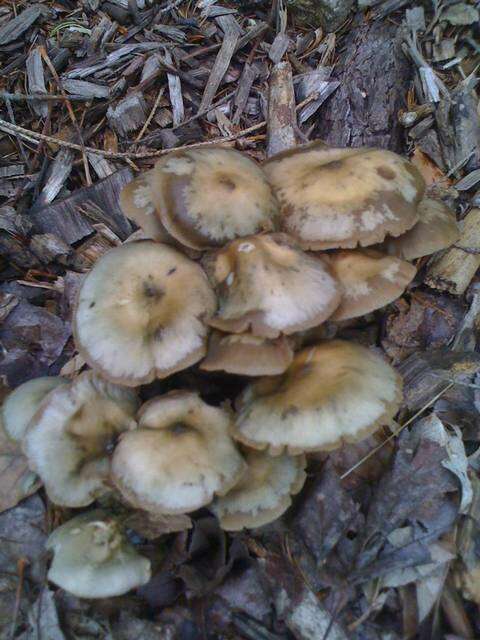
[0,0,480,638]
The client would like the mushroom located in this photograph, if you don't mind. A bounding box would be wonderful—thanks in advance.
[1,376,68,442]
[47,510,151,599]
[73,241,216,386]
[233,340,402,454]
[383,197,460,261]
[23,371,138,507]
[120,171,170,241]
[145,147,279,250]
[327,249,417,321]
[263,142,425,250]
[203,233,341,338]
[200,331,294,376]
[210,450,306,530]
[111,391,246,515]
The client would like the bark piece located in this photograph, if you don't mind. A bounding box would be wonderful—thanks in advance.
[0,5,47,45]
[26,48,48,118]
[266,61,298,158]
[426,208,480,295]
[107,93,147,137]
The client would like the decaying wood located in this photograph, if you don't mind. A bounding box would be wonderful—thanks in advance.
[266,61,298,158]
[26,48,48,118]
[107,93,147,137]
[426,208,480,295]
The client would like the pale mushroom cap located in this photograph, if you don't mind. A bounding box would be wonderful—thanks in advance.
[47,510,151,599]
[200,332,294,376]
[73,241,216,386]
[23,371,138,507]
[211,450,306,531]
[384,197,460,261]
[263,143,425,249]
[1,377,68,442]
[234,340,402,454]
[148,147,279,250]
[328,249,417,321]
[111,391,247,515]
[203,233,341,338]
[120,171,171,242]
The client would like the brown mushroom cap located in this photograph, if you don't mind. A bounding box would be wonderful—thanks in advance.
[120,171,170,241]
[23,371,138,507]
[73,241,216,386]
[111,391,246,515]
[233,340,402,455]
[211,450,306,530]
[383,197,460,261]
[263,143,425,250]
[200,331,294,376]
[327,249,417,321]
[203,233,341,338]
[147,147,279,250]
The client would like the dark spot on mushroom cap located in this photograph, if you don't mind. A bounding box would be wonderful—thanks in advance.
[152,325,164,341]
[218,176,236,192]
[168,422,191,436]
[89,301,95,309]
[143,282,164,300]
[167,267,177,276]
[281,405,300,420]
[377,166,396,180]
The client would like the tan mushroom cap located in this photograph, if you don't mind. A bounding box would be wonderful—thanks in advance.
[23,371,138,507]
[1,376,68,442]
[263,143,425,250]
[200,331,294,376]
[384,197,460,261]
[233,340,402,455]
[327,249,416,321]
[73,241,216,386]
[111,391,247,515]
[203,234,341,338]
[47,510,151,599]
[120,171,171,241]
[211,450,306,531]
[147,147,279,250]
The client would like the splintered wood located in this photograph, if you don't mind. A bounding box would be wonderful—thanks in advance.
[267,61,298,158]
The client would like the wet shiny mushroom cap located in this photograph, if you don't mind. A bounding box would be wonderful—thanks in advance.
[47,510,151,599]
[111,391,246,515]
[263,143,425,250]
[211,450,306,530]
[328,249,417,321]
[23,371,138,507]
[1,376,68,442]
[384,197,460,261]
[233,340,402,455]
[148,147,279,250]
[203,233,341,338]
[201,332,294,376]
[73,241,216,386]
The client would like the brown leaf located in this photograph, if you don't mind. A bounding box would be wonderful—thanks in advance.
[0,426,41,514]
[125,510,192,540]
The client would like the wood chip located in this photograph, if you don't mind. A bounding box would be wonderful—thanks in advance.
[26,48,48,118]
[266,60,298,158]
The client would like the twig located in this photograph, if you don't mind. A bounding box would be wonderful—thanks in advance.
[340,383,454,480]
[135,85,165,142]
[0,91,98,102]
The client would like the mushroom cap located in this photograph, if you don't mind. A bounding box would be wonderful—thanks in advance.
[23,371,138,507]
[47,510,151,599]
[203,233,341,338]
[120,171,171,242]
[211,450,306,530]
[1,376,68,442]
[73,241,216,386]
[148,147,279,250]
[233,340,402,454]
[111,391,247,515]
[263,143,425,250]
[327,249,417,321]
[200,331,294,376]
[384,197,460,261]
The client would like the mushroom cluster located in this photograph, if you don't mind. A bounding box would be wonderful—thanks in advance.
[3,142,460,599]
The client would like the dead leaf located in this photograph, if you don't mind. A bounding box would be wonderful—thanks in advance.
[0,425,41,513]
[125,510,192,540]
[411,148,451,186]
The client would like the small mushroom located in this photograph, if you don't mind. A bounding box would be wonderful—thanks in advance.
[383,197,460,261]
[1,376,68,442]
[120,171,171,242]
[200,331,294,376]
[146,147,279,249]
[233,340,402,454]
[111,391,246,515]
[327,249,417,321]
[210,450,306,530]
[23,371,138,507]
[73,241,216,386]
[47,510,151,599]
[263,142,425,250]
[203,233,341,338]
